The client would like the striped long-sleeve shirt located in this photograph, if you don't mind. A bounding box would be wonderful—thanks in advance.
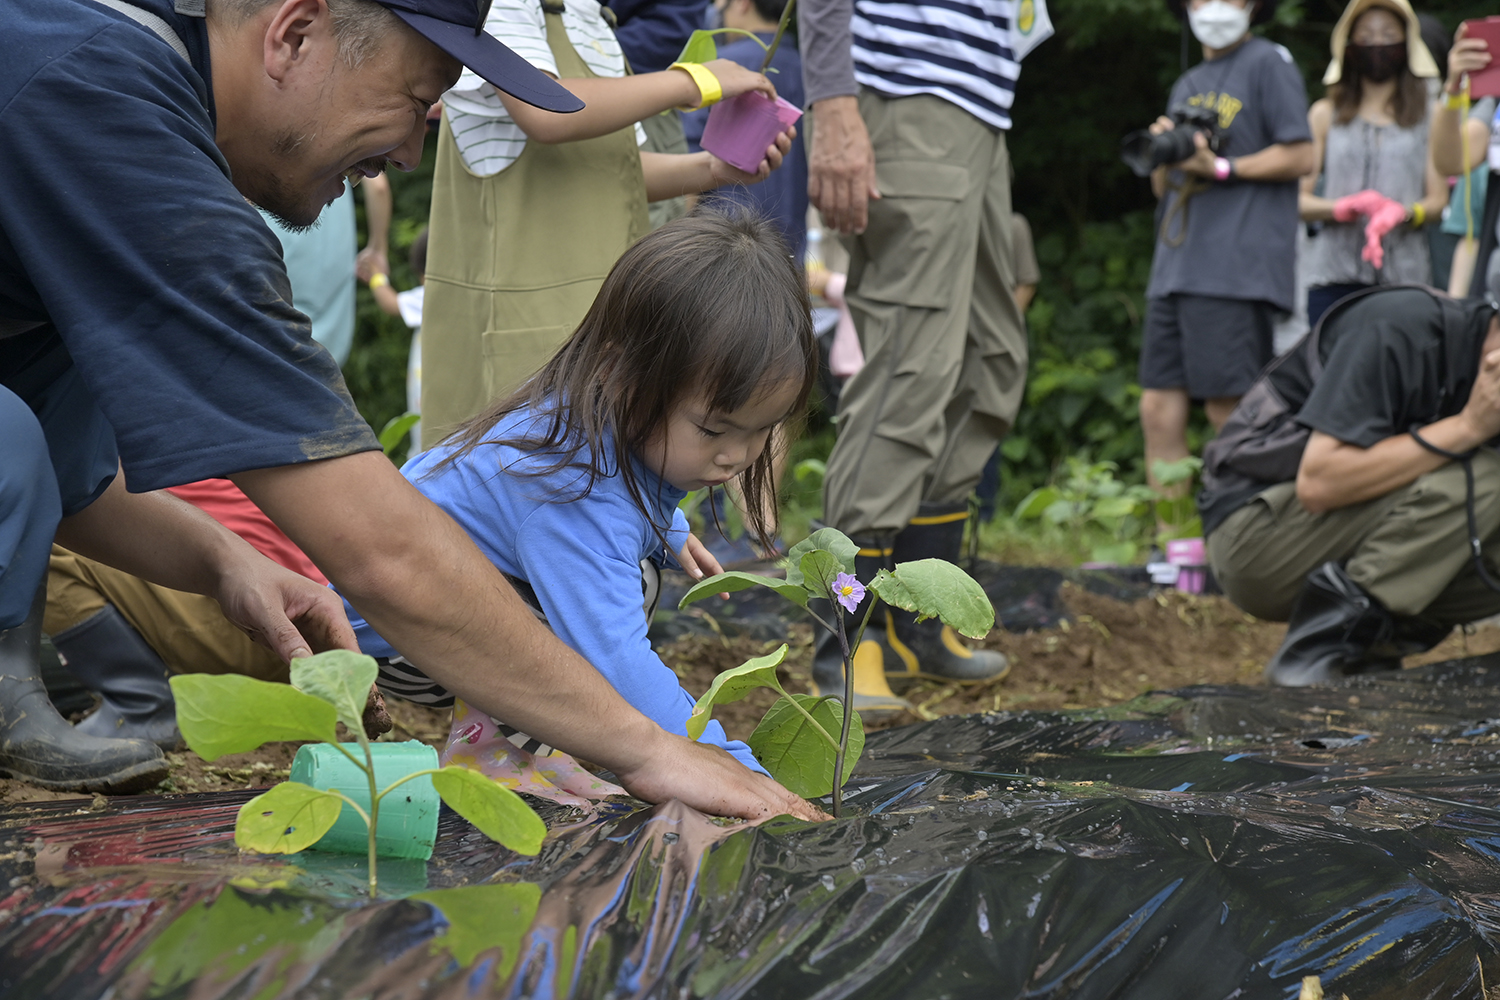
[801,0,1019,130]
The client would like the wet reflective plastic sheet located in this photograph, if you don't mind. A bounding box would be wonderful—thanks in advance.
[5,656,1500,998]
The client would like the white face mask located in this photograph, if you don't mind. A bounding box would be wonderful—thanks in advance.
[1187,0,1251,50]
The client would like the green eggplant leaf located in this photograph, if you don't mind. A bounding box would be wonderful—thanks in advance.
[171,674,339,762]
[685,644,788,740]
[290,650,379,734]
[677,28,720,63]
[678,570,808,609]
[431,766,547,855]
[748,694,863,798]
[798,550,844,597]
[783,527,858,588]
[870,560,995,639]
[235,780,344,854]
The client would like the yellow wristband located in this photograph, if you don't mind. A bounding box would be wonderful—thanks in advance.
[670,61,723,110]
[1446,91,1468,110]
[369,272,389,289]
[1410,202,1426,228]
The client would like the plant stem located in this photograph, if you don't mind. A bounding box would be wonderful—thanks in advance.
[832,596,878,818]
[759,0,796,73]
[353,726,379,897]
[770,687,841,750]
[830,601,851,817]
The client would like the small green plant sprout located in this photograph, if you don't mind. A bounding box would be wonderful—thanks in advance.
[675,0,796,74]
[379,412,421,457]
[1150,456,1203,544]
[169,650,545,897]
[678,528,994,817]
[1013,457,1157,565]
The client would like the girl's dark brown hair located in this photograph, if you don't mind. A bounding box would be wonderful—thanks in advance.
[435,209,817,552]
[1328,14,1428,129]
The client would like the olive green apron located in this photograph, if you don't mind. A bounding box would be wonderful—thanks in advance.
[420,0,649,441]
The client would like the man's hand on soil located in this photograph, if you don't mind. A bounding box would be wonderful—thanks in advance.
[612,734,830,822]
[217,555,360,662]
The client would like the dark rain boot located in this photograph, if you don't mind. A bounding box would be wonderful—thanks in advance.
[0,588,167,792]
[810,547,911,714]
[53,605,181,751]
[885,501,1010,685]
[1264,562,1411,687]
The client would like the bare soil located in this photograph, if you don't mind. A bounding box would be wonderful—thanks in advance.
[7,583,1499,805]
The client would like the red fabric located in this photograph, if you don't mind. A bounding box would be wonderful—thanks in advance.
[164,479,327,585]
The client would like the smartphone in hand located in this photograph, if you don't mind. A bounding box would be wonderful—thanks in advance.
[1463,17,1500,99]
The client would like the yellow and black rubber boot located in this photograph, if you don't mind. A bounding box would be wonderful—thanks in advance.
[809,547,911,714]
[884,500,1009,684]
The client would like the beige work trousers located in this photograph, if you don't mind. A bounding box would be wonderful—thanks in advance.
[46,546,287,681]
[822,92,1029,537]
[1208,450,1500,625]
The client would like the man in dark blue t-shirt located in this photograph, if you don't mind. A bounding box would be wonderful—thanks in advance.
[0,0,817,821]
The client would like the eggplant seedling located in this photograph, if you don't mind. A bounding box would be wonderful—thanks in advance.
[678,527,994,816]
[170,650,545,896]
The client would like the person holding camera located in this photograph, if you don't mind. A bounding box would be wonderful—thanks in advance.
[1201,286,1500,686]
[1136,0,1314,500]
[1298,0,1445,328]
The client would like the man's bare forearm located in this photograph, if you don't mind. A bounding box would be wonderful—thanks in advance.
[1296,419,1477,513]
[232,452,666,768]
[55,469,245,597]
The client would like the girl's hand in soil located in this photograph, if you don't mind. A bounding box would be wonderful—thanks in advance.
[707,126,795,186]
[698,59,777,104]
[613,733,831,822]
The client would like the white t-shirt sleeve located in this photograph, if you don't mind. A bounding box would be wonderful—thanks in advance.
[396,285,424,330]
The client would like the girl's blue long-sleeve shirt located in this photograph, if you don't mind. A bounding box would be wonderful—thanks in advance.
[341,405,764,773]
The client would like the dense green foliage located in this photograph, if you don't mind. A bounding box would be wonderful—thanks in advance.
[346,1,1497,497]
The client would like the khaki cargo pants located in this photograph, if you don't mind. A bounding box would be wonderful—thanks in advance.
[1208,449,1500,625]
[46,545,287,681]
[822,92,1029,536]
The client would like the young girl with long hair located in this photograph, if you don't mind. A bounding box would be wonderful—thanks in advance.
[345,212,817,799]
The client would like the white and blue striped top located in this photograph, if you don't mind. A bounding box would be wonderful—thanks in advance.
[850,0,1020,130]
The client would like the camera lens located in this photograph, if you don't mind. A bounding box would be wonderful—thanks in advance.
[1120,126,1199,177]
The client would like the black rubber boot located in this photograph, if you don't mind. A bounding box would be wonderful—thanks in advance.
[885,501,1009,684]
[1264,562,1446,687]
[0,588,167,793]
[53,605,182,751]
[810,548,911,714]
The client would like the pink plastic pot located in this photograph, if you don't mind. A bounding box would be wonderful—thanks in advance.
[700,92,802,174]
[1165,538,1206,594]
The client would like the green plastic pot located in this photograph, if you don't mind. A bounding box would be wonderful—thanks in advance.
[289,740,440,860]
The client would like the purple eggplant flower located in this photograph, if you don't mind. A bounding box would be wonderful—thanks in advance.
[833,572,866,613]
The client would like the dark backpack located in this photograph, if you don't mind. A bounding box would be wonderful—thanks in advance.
[1199,285,1471,531]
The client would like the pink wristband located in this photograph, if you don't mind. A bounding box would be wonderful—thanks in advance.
[1213,156,1233,182]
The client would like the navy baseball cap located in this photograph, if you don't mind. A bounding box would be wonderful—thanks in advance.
[376,0,585,112]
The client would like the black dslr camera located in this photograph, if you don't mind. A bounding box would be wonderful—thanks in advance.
[1120,104,1225,177]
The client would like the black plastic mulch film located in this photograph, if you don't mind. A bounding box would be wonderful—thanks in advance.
[4,650,1500,998]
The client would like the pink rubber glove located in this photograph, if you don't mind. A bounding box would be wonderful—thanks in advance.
[1361,198,1408,269]
[1331,189,1391,223]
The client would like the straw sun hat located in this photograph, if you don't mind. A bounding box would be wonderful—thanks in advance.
[1323,0,1439,85]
